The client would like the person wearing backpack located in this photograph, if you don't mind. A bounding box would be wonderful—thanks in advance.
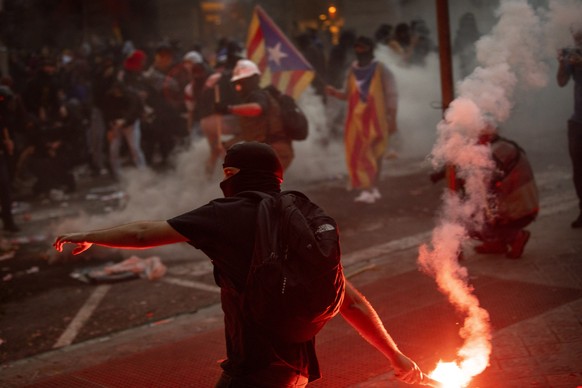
[214,59,295,171]
[53,142,427,387]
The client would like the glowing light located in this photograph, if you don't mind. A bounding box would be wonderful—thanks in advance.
[429,361,472,388]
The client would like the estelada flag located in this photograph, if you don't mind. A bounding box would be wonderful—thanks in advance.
[246,5,314,99]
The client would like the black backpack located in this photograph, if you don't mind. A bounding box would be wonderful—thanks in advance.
[264,85,309,141]
[241,190,345,343]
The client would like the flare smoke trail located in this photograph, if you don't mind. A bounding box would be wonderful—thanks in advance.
[418,0,581,379]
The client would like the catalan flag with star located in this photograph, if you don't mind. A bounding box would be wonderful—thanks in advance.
[344,60,398,190]
[246,5,314,99]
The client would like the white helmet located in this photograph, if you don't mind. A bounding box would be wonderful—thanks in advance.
[183,51,203,64]
[231,59,261,82]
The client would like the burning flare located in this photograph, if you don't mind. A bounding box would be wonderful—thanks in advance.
[429,361,471,388]
[417,219,492,387]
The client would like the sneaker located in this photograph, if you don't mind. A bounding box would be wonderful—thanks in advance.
[571,214,582,229]
[474,240,508,254]
[506,230,531,259]
[354,190,376,204]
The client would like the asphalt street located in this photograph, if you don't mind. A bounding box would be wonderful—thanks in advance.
[1,148,581,387]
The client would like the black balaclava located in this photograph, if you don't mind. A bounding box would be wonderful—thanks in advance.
[220,142,283,197]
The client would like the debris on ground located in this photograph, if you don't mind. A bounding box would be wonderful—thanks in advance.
[70,256,167,284]
[0,251,15,261]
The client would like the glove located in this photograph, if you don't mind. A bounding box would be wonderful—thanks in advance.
[214,102,231,115]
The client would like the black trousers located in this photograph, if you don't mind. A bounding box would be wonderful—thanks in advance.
[568,120,582,212]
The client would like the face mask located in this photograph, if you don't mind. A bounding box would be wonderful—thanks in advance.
[220,173,240,197]
[219,169,281,197]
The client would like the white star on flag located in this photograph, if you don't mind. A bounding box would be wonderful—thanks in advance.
[267,42,288,66]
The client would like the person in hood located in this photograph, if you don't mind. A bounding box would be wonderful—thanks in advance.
[54,141,426,387]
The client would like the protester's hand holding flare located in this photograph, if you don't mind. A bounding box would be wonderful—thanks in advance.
[390,352,424,384]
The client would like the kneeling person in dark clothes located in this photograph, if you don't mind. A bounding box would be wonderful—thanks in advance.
[430,126,539,259]
[472,127,539,259]
[53,142,425,387]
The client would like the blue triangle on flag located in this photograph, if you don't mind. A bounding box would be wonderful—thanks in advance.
[257,9,313,73]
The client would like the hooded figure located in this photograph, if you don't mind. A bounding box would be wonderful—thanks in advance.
[220,141,283,197]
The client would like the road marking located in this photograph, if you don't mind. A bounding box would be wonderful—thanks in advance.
[161,277,221,293]
[53,284,111,348]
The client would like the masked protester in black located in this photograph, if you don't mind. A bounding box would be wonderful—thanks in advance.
[54,142,425,387]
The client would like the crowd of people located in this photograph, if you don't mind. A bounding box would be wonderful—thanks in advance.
[0,17,442,230]
[0,37,230,214]
[2,14,578,252]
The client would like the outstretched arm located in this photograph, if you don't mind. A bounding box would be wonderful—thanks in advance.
[340,279,424,385]
[53,221,188,255]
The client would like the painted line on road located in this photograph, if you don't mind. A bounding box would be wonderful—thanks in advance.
[161,277,221,293]
[53,284,112,349]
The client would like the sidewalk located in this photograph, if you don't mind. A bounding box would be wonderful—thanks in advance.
[2,193,582,387]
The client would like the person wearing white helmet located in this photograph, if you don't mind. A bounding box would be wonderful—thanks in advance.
[215,58,294,170]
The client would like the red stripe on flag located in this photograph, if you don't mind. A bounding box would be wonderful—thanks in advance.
[247,26,263,60]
